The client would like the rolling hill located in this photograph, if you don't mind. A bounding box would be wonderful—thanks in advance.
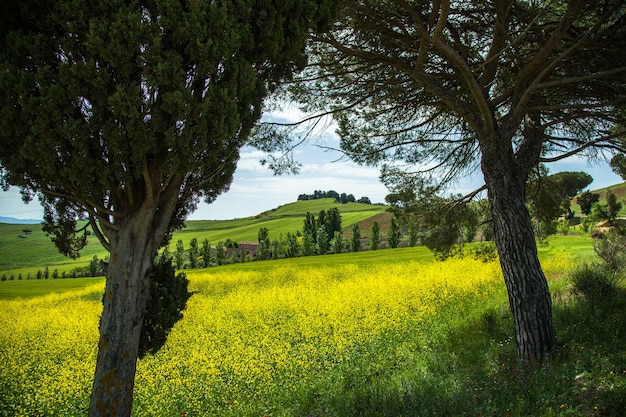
[0,199,387,277]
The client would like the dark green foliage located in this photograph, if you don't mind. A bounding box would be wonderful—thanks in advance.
[257,227,270,260]
[606,191,623,221]
[316,226,329,254]
[200,239,211,267]
[297,190,359,203]
[175,240,185,270]
[88,255,103,277]
[351,222,361,252]
[215,241,226,265]
[303,212,317,244]
[332,231,343,254]
[302,232,315,256]
[285,232,300,258]
[594,233,626,273]
[590,191,624,223]
[138,255,192,359]
[570,233,626,307]
[527,170,593,230]
[577,191,600,216]
[407,224,419,247]
[325,207,342,238]
[41,198,87,260]
[369,221,380,250]
[188,238,199,269]
[610,153,626,180]
[387,216,401,248]
[570,263,619,306]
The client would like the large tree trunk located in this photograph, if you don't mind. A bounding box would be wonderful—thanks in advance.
[88,219,152,416]
[88,207,165,416]
[482,144,557,363]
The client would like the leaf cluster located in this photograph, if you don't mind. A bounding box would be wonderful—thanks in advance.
[138,253,192,358]
[0,0,338,257]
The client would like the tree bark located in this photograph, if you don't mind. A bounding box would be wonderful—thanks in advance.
[88,204,167,417]
[482,140,556,363]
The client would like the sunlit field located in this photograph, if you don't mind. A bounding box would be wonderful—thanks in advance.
[1,251,625,416]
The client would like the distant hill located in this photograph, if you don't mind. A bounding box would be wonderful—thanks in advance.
[0,217,41,225]
[0,198,388,276]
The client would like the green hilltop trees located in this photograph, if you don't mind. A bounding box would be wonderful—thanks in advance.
[0,1,337,415]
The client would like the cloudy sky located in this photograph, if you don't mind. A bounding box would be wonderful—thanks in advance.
[0,107,623,221]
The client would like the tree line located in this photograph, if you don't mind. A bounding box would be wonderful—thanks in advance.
[297,190,372,204]
[163,208,414,269]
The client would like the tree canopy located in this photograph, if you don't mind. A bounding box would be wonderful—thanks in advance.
[276,0,626,362]
[527,170,593,232]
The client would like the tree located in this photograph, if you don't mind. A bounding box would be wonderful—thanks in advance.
[285,231,301,258]
[200,238,212,267]
[610,153,626,180]
[369,221,380,250]
[302,232,315,256]
[175,240,186,270]
[332,230,344,254]
[317,210,327,237]
[303,212,318,244]
[0,1,337,413]
[387,216,401,248]
[325,207,343,237]
[317,226,329,254]
[138,253,191,358]
[526,170,593,237]
[408,224,419,247]
[188,238,199,269]
[577,191,601,216]
[215,241,226,265]
[257,227,271,260]
[351,222,362,252]
[606,191,623,221]
[280,0,626,362]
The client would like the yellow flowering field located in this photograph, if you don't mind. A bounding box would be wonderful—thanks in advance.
[0,257,534,416]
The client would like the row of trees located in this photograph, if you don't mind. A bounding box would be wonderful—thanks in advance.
[297,190,372,204]
[167,209,414,269]
[0,255,106,281]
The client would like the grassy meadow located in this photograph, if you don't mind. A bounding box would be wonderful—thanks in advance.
[1,236,625,416]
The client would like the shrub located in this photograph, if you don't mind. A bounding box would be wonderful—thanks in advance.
[569,263,620,305]
[594,233,626,272]
[138,255,193,358]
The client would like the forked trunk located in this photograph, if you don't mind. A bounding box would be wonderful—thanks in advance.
[88,213,158,417]
[483,150,556,363]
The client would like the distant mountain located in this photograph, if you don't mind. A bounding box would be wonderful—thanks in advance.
[0,217,41,224]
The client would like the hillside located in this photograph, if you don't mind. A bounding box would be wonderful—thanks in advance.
[2,179,624,278]
[0,199,387,277]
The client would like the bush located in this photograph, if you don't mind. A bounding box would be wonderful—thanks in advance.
[569,263,620,306]
[594,233,626,272]
[138,255,193,358]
